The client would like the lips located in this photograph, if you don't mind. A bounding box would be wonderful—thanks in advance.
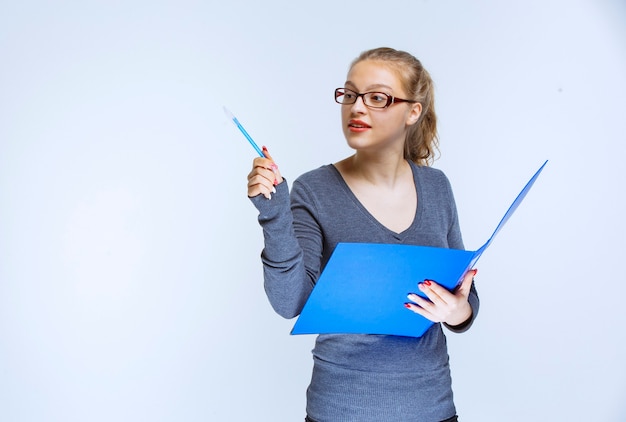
[348,119,371,131]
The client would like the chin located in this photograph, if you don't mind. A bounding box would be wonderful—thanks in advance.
[344,136,370,150]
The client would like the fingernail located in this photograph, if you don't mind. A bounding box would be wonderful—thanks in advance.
[272,186,276,193]
[404,303,412,309]
[473,269,478,276]
[262,146,268,152]
[423,280,432,286]
[270,163,278,171]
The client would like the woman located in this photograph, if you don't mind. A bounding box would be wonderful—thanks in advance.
[247,47,479,422]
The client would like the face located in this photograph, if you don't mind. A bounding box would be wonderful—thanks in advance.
[341,60,422,155]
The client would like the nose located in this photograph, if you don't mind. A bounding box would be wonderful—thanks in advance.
[350,95,367,113]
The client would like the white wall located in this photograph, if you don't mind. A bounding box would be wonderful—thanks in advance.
[1,0,624,420]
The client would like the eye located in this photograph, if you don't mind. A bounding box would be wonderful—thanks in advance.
[367,92,389,106]
[343,90,356,100]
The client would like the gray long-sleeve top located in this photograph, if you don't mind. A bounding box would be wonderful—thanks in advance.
[250,162,479,422]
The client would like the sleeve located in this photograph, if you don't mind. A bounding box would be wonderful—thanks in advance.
[442,173,480,333]
[249,178,323,319]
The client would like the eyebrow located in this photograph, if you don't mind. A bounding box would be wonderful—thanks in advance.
[344,81,394,92]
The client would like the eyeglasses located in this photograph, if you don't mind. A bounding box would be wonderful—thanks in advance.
[334,88,417,109]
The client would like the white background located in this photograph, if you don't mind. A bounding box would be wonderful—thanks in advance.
[1,0,625,421]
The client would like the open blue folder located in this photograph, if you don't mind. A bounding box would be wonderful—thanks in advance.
[291,160,548,338]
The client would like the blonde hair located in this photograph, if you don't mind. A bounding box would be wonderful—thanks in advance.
[350,47,439,166]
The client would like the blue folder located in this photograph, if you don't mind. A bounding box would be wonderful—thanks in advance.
[291,160,548,338]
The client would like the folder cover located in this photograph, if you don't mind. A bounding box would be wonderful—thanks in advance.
[291,160,548,338]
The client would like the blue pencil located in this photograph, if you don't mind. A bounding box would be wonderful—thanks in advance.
[223,107,265,157]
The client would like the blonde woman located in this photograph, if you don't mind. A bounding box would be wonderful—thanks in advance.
[247,47,479,422]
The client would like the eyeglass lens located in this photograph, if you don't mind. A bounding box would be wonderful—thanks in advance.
[335,89,390,108]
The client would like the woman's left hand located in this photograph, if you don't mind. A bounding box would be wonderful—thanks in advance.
[405,269,477,326]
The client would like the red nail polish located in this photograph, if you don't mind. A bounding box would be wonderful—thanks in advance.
[404,303,412,309]
[473,269,478,276]
[262,146,268,152]
[423,280,432,286]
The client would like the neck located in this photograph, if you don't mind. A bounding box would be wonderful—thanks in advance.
[343,151,410,188]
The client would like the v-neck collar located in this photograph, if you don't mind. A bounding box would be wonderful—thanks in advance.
[328,161,424,241]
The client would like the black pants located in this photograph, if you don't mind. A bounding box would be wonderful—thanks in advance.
[305,416,458,422]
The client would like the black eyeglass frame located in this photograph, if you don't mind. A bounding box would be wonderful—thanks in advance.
[334,88,417,109]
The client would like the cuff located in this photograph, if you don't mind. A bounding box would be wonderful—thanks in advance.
[444,311,474,333]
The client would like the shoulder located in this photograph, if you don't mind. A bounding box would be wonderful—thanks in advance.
[411,163,458,210]
[290,165,345,212]
[293,164,341,189]
[410,162,452,187]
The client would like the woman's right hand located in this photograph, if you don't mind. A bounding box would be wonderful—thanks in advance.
[247,146,283,200]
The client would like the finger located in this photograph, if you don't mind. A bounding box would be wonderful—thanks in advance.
[406,291,448,321]
[407,292,434,309]
[261,146,284,185]
[247,164,276,184]
[247,173,276,200]
[415,280,450,307]
[248,183,275,200]
[261,145,274,160]
[247,172,276,190]
[250,156,276,174]
[457,268,477,297]
[248,155,281,187]
[404,301,441,323]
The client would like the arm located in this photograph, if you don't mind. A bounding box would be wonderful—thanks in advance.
[445,276,479,333]
[405,172,480,332]
[247,152,321,319]
[442,172,480,332]
[250,183,313,318]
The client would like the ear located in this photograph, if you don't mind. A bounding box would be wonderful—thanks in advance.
[406,102,422,126]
